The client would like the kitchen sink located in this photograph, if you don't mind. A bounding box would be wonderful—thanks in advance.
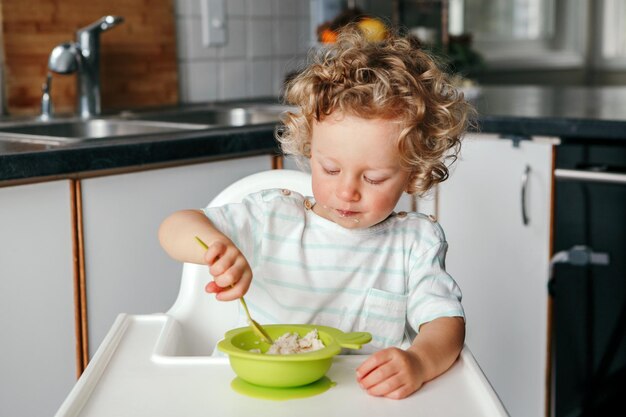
[127,104,295,126]
[0,119,209,144]
[0,103,295,146]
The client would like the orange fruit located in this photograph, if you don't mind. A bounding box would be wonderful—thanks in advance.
[357,18,387,42]
[320,28,337,44]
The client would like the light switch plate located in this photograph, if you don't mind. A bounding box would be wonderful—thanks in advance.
[201,0,227,47]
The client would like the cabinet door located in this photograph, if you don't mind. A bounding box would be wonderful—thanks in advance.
[437,134,555,417]
[0,181,76,417]
[81,156,271,356]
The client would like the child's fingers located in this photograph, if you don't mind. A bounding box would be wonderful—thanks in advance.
[208,246,240,277]
[203,242,236,294]
[205,281,226,293]
[204,241,227,266]
[383,384,415,400]
[215,267,252,301]
[212,255,247,287]
[357,355,401,394]
[202,242,253,301]
[356,349,393,380]
[357,348,423,399]
[358,361,398,388]
[363,373,405,397]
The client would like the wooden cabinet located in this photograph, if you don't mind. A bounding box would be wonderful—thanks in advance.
[437,134,555,417]
[0,181,76,417]
[80,156,272,356]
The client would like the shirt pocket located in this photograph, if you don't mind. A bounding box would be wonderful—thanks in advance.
[358,288,408,351]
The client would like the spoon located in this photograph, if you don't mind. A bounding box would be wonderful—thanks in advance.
[194,236,273,344]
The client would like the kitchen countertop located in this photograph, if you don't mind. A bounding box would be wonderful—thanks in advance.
[0,125,280,184]
[473,85,626,140]
[2,85,626,183]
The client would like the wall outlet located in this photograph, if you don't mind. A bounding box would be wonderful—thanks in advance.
[201,0,226,47]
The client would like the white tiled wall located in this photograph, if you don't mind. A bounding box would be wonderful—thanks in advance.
[175,0,312,102]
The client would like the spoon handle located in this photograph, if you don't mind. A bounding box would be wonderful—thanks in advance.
[194,235,273,344]
[194,235,209,250]
[238,296,253,318]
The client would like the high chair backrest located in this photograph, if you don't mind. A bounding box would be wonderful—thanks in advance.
[166,169,313,354]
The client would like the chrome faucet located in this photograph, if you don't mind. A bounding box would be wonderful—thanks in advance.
[75,15,124,118]
[45,15,124,119]
[39,73,53,120]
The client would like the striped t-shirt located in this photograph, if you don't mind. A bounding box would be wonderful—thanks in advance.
[203,188,464,352]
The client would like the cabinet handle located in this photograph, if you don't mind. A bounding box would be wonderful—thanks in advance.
[555,168,626,185]
[521,164,531,226]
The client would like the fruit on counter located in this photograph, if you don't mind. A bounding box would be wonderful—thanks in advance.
[357,17,387,42]
[316,7,388,44]
[320,28,338,44]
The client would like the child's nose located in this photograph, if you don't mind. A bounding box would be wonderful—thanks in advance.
[336,177,361,201]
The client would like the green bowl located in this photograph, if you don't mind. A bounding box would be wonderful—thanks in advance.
[217,324,371,388]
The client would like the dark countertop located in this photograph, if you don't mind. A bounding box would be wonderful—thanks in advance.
[0,125,281,184]
[473,85,626,140]
[2,85,626,184]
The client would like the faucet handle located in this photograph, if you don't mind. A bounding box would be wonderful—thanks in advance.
[40,73,53,120]
[48,42,80,74]
[41,73,51,94]
[77,15,124,34]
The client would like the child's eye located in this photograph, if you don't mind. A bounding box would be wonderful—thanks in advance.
[324,168,339,175]
[364,176,385,185]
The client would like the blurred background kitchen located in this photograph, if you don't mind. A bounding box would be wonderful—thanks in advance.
[0,1,624,417]
[2,0,626,115]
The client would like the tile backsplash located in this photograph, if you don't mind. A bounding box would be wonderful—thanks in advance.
[175,0,312,103]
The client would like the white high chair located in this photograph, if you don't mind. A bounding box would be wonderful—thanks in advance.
[55,169,508,417]
[165,169,313,355]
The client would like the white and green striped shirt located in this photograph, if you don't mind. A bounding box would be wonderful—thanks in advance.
[203,188,464,353]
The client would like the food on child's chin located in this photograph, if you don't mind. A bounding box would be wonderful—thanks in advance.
[249,329,325,354]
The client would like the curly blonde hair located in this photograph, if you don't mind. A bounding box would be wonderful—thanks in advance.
[276,26,475,195]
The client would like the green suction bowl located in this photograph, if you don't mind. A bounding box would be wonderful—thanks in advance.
[230,355,334,388]
[217,324,371,388]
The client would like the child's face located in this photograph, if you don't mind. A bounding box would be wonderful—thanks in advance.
[309,112,411,229]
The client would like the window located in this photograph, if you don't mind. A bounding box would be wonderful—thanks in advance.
[599,0,626,67]
[463,0,586,69]
[466,0,555,41]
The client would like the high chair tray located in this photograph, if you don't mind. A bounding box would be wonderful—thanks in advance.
[55,314,508,417]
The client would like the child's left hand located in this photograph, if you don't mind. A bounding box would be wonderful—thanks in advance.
[355,317,465,399]
[356,347,426,399]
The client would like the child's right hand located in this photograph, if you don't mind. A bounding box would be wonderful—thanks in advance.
[203,240,253,301]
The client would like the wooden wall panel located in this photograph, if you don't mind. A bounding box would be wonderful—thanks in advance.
[1,0,179,116]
